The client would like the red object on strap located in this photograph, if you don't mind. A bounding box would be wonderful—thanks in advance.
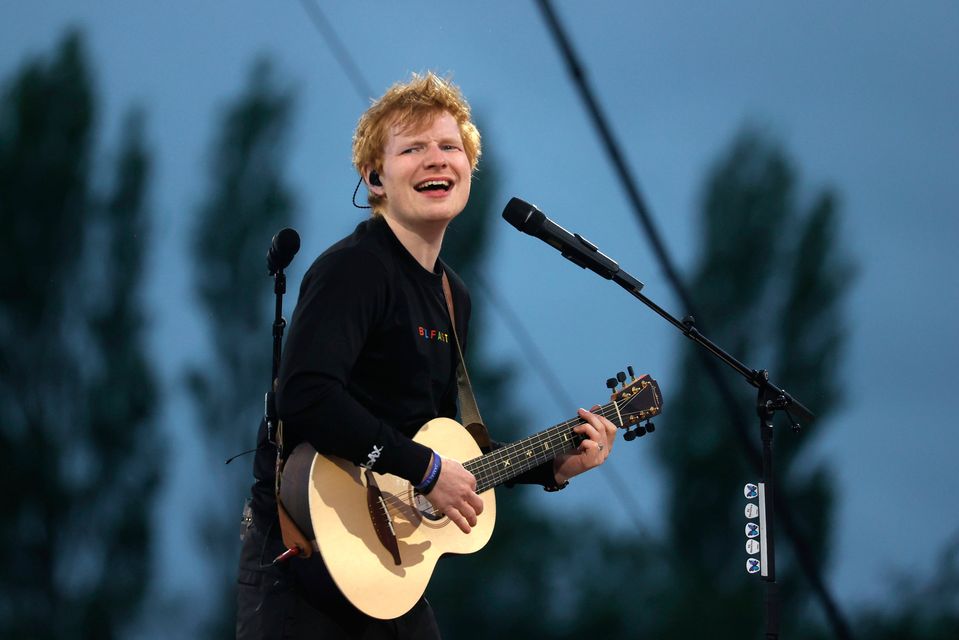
[272,546,301,565]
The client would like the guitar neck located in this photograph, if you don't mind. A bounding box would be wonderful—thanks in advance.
[463,415,589,494]
[460,375,661,493]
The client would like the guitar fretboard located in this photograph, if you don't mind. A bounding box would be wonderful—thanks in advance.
[463,402,622,493]
[463,410,601,493]
[459,375,660,493]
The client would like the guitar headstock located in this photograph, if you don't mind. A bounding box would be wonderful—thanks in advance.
[608,373,663,440]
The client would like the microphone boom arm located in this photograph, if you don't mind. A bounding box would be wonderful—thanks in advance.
[501,196,812,423]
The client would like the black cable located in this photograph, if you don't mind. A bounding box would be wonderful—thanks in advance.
[351,176,371,209]
[534,1,854,638]
[297,0,374,100]
[294,0,653,538]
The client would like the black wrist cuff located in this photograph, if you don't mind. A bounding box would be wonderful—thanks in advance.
[416,454,442,495]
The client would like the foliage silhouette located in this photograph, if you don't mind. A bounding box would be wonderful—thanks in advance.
[652,129,854,638]
[186,58,297,637]
[0,31,159,639]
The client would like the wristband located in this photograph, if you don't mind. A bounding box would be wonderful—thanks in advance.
[415,453,442,494]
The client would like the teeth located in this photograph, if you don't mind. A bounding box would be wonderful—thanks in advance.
[416,180,451,191]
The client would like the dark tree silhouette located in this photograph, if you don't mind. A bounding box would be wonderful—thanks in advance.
[0,31,159,639]
[186,58,297,636]
[650,129,854,638]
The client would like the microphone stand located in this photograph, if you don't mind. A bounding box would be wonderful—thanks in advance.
[264,227,299,453]
[224,235,296,467]
[265,268,287,449]
[547,237,812,639]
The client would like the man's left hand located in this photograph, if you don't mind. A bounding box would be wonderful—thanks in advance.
[552,406,617,485]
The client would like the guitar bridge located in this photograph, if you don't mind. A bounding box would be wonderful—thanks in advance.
[364,470,401,566]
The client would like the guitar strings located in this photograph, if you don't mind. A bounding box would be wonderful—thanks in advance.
[465,382,660,489]
[466,399,626,481]
[469,426,585,491]
[378,419,590,520]
[467,402,617,484]
[472,380,656,477]
[376,422,583,521]
[374,390,658,522]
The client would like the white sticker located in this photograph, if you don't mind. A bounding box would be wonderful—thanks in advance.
[744,483,758,499]
[744,503,759,519]
[745,522,760,538]
[746,539,760,555]
[746,558,761,574]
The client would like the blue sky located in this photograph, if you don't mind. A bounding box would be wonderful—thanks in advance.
[3,1,957,629]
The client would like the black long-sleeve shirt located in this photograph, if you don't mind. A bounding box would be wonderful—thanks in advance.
[277,216,467,482]
[249,216,553,533]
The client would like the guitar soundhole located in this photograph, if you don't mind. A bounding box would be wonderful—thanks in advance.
[413,493,444,522]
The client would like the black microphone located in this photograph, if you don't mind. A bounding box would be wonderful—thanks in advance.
[267,227,300,275]
[502,198,621,280]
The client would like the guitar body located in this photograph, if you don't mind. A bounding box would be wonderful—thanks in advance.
[278,373,663,620]
[280,418,497,620]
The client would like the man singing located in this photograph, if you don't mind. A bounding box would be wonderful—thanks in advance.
[236,72,617,639]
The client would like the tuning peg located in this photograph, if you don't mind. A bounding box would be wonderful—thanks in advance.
[616,371,627,385]
[644,421,655,433]
[627,365,635,380]
[623,424,646,441]
[606,378,617,391]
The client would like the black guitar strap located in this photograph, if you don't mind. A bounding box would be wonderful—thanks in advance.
[273,419,315,558]
[441,270,492,452]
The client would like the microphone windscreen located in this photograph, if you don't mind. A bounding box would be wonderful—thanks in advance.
[502,198,543,234]
[274,227,300,259]
[267,227,301,274]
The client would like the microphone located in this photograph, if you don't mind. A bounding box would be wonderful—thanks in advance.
[501,198,621,280]
[267,227,300,275]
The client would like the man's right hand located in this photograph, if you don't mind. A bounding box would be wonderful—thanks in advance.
[424,455,483,533]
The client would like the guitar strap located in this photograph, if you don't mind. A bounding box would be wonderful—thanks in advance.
[441,270,492,452]
[274,418,314,558]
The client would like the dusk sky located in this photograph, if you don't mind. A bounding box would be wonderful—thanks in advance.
[3,1,957,631]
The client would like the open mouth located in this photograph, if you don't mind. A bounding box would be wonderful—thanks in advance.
[414,179,452,193]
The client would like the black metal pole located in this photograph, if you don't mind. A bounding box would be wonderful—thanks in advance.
[533,2,853,636]
[593,250,809,638]
[758,379,781,639]
[266,266,288,450]
[265,270,286,446]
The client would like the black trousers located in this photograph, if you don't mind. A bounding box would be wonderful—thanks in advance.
[236,515,441,640]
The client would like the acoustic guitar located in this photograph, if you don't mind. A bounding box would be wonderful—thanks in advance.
[279,374,662,619]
